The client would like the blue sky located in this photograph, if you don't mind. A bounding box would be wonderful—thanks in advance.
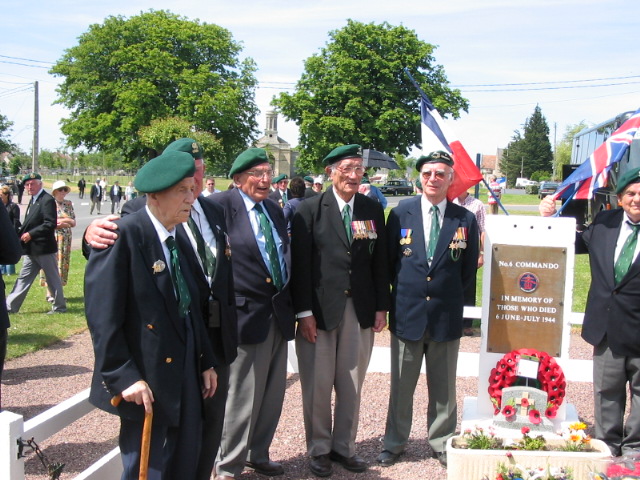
[1,0,639,161]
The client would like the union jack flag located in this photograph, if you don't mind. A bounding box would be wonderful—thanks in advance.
[554,108,640,201]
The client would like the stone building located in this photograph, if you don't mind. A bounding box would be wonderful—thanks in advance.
[255,110,298,177]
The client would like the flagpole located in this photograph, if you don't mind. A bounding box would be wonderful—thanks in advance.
[482,177,509,215]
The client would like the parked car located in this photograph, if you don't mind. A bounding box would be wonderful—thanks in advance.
[538,181,559,199]
[379,179,414,196]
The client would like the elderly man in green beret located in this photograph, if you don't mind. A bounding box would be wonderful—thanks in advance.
[6,172,67,314]
[540,166,640,456]
[291,144,390,477]
[210,148,295,480]
[269,173,291,207]
[85,150,217,480]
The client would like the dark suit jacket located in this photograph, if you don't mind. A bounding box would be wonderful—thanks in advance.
[90,184,102,201]
[578,208,640,356]
[291,187,390,331]
[386,197,479,342]
[20,190,57,255]
[208,188,295,344]
[120,195,238,367]
[0,205,22,329]
[85,209,215,426]
[269,188,292,207]
[109,185,123,201]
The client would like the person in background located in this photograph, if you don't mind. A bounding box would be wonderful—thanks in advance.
[100,177,108,202]
[6,173,67,314]
[110,181,123,214]
[303,175,317,198]
[269,174,291,207]
[487,175,502,215]
[0,185,20,275]
[90,179,102,215]
[283,177,306,235]
[312,177,324,194]
[358,174,388,208]
[377,151,479,469]
[16,178,24,204]
[40,181,76,303]
[540,167,640,457]
[453,189,486,336]
[77,177,86,199]
[202,177,221,197]
[124,181,135,202]
[0,204,22,410]
[291,144,389,477]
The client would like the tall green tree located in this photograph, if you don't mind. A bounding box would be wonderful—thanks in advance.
[272,20,468,172]
[0,112,15,153]
[555,121,588,175]
[502,106,553,186]
[50,9,259,171]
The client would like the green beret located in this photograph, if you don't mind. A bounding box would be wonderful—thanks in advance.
[23,172,42,182]
[415,150,454,171]
[273,174,288,183]
[229,148,270,177]
[304,175,314,183]
[135,151,195,193]
[322,144,362,166]
[165,138,204,159]
[616,167,640,194]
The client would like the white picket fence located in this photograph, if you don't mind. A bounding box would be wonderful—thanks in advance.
[0,307,586,480]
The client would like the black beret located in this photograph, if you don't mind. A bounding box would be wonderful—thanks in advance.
[322,144,362,166]
[134,151,195,193]
[616,167,640,194]
[415,150,455,171]
[229,148,270,177]
[165,138,204,159]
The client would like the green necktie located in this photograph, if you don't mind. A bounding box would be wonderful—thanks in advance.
[254,203,284,290]
[166,235,191,318]
[187,214,216,279]
[342,204,352,243]
[427,205,440,262]
[282,191,288,203]
[614,222,640,284]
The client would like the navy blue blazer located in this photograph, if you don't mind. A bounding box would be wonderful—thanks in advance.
[578,208,640,356]
[208,188,295,344]
[85,209,215,425]
[387,197,479,342]
[0,205,22,329]
[20,190,57,255]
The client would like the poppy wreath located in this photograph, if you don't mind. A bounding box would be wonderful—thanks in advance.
[488,348,566,419]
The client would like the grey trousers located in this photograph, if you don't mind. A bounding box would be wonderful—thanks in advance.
[295,299,374,457]
[593,339,640,456]
[215,320,287,477]
[383,332,459,454]
[6,254,66,313]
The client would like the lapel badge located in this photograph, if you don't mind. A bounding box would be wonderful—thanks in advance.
[400,228,413,245]
[402,248,413,257]
[152,260,166,274]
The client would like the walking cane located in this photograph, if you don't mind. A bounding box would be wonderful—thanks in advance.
[112,394,154,480]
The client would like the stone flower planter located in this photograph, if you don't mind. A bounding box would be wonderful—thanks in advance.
[446,435,611,480]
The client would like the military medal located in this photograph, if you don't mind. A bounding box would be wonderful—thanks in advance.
[400,228,413,245]
[351,220,377,240]
[403,248,413,257]
[152,260,166,274]
[449,226,468,261]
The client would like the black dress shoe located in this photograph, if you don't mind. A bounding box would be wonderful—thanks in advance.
[329,451,368,473]
[245,460,284,476]
[309,454,333,477]
[433,451,447,467]
[376,450,401,467]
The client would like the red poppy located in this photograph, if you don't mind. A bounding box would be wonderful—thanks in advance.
[502,405,515,418]
[521,426,530,435]
[529,409,542,424]
[545,406,558,418]
[519,397,529,408]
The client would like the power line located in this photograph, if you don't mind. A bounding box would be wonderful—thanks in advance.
[452,74,640,88]
[0,54,54,65]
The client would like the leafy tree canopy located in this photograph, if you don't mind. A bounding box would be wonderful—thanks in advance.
[0,111,15,153]
[502,105,553,186]
[272,19,468,172]
[555,121,588,175]
[50,9,259,172]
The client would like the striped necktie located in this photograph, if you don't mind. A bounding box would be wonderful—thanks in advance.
[254,203,283,290]
[166,235,191,318]
[187,214,216,279]
[614,222,640,284]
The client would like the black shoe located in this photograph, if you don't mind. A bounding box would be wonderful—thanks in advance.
[309,454,332,477]
[329,451,367,473]
[433,451,447,467]
[376,450,401,467]
[245,460,284,476]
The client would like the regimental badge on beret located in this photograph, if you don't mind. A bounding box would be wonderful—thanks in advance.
[415,150,455,171]
[322,144,363,166]
[165,137,204,160]
[192,142,199,155]
[22,172,42,182]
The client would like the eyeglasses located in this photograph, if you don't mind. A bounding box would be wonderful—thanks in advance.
[335,165,366,176]
[245,169,274,179]
[421,169,450,180]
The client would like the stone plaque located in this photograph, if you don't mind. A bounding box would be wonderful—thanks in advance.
[487,244,566,355]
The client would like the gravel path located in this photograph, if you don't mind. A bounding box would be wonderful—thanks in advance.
[3,329,597,480]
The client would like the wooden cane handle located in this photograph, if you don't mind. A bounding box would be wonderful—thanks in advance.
[111,394,123,407]
[139,410,153,480]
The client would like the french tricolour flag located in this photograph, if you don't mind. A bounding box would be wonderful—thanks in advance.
[554,108,640,201]
[420,96,483,200]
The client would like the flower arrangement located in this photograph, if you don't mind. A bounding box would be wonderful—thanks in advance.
[561,422,591,452]
[482,462,574,480]
[590,451,640,478]
[489,348,566,419]
[462,425,502,450]
[516,426,547,451]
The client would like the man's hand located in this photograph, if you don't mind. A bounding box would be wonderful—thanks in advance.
[202,368,218,399]
[85,215,120,249]
[539,196,557,217]
[297,315,318,343]
[20,232,31,243]
[372,311,387,333]
[121,380,154,414]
